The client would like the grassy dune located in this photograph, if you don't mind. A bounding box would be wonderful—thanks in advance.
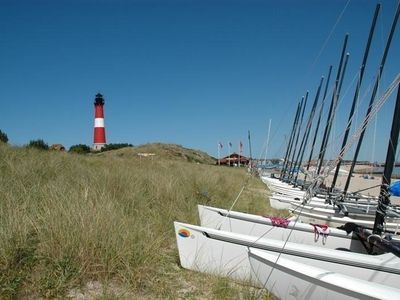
[0,144,281,299]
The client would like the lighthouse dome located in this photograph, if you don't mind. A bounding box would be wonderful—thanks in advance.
[94,93,105,105]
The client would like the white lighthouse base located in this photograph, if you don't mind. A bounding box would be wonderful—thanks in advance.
[93,144,106,151]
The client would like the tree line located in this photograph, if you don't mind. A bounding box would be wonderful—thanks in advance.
[0,129,132,154]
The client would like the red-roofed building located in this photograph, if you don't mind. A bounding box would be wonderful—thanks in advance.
[218,153,249,166]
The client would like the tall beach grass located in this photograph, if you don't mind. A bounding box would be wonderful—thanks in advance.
[0,144,279,299]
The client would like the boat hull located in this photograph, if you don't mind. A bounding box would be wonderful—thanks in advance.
[198,205,368,253]
[174,221,400,293]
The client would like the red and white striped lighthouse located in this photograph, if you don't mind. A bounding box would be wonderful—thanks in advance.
[93,93,106,151]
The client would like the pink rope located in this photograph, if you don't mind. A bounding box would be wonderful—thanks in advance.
[264,216,290,228]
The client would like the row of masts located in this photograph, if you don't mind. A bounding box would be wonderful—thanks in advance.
[277,3,400,235]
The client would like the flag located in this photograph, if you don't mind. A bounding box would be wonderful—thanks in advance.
[218,142,223,149]
[229,142,232,147]
[240,141,243,152]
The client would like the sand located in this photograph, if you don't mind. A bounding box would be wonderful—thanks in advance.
[300,164,400,204]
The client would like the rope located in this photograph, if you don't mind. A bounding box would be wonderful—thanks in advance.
[305,59,375,180]
[352,183,382,194]
[311,68,376,173]
[217,175,251,229]
[303,73,400,200]
[257,0,351,164]
[226,182,247,215]
[250,202,308,298]
[308,0,351,76]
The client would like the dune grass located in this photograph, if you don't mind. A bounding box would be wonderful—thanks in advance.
[0,144,281,299]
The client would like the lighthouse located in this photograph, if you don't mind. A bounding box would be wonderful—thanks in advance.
[93,93,106,151]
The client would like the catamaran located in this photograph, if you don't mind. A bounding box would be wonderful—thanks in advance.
[174,3,400,299]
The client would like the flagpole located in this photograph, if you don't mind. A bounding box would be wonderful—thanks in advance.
[265,119,272,163]
[228,142,231,167]
[218,142,220,165]
[238,142,241,167]
[248,130,252,169]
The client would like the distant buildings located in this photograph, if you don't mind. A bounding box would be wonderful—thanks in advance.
[50,144,65,151]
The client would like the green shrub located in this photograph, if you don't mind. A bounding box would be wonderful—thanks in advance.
[100,143,133,152]
[0,129,8,143]
[69,144,91,154]
[27,139,49,150]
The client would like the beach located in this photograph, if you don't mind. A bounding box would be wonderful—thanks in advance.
[304,164,400,204]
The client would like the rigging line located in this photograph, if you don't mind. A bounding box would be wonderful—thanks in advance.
[352,183,382,194]
[245,190,316,285]
[327,69,360,159]
[256,104,290,161]
[264,119,272,162]
[256,74,400,288]
[347,75,376,157]
[308,78,338,138]
[352,69,362,158]
[308,0,351,76]
[269,135,285,160]
[250,201,309,298]
[265,102,299,159]
[258,131,268,161]
[278,1,350,168]
[248,204,323,299]
[395,134,400,174]
[257,77,395,298]
[257,119,272,162]
[371,111,378,166]
[379,3,386,87]
[313,74,400,193]
[259,96,305,162]
[312,39,384,165]
[245,188,312,249]
[310,70,360,162]
[294,74,336,167]
[302,74,400,201]
[217,175,251,229]
[315,73,376,169]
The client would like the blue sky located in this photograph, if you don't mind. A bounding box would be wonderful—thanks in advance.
[0,0,399,162]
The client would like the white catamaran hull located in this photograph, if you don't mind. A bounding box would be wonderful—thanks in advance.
[248,248,400,300]
[289,207,400,231]
[174,221,400,299]
[198,205,368,253]
[270,192,379,210]
[269,193,329,209]
[289,202,400,220]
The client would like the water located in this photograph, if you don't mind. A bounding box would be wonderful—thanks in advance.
[367,166,400,176]
[393,166,400,176]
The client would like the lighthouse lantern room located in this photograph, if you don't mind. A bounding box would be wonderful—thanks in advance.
[93,93,106,151]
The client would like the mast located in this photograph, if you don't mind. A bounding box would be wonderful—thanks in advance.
[317,34,349,175]
[264,119,272,163]
[303,66,333,186]
[288,92,309,180]
[248,130,252,168]
[282,101,302,179]
[280,102,300,179]
[344,3,400,193]
[373,85,400,235]
[281,100,302,178]
[294,77,324,185]
[331,4,380,190]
